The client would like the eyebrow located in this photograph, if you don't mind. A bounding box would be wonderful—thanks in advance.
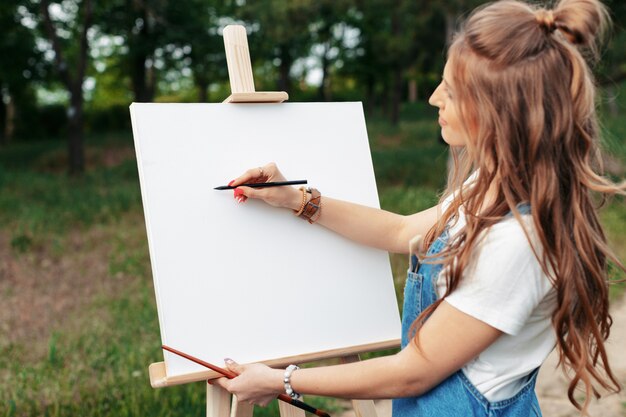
[443,78,453,91]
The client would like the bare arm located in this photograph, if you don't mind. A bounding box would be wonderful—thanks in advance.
[232,163,440,254]
[214,301,502,403]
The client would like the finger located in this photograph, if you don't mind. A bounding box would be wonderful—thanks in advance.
[212,376,230,390]
[224,358,244,375]
[235,186,263,202]
[234,187,247,203]
[232,166,268,187]
[230,171,255,188]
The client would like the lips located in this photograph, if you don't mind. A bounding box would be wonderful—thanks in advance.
[438,117,447,126]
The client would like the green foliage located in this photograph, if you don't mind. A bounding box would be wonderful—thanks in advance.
[0,134,141,237]
[368,106,448,189]
[10,233,33,253]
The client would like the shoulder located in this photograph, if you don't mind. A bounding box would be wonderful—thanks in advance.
[464,214,543,288]
[477,214,538,259]
[445,214,553,335]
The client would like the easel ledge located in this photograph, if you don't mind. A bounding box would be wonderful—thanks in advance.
[223,92,288,103]
[150,339,400,388]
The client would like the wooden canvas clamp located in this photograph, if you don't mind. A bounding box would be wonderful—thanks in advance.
[222,25,288,103]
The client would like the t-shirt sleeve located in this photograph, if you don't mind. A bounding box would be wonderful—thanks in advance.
[444,219,553,335]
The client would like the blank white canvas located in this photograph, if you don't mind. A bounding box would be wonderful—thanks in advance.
[130,102,401,378]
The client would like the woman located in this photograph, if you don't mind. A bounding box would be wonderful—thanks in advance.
[214,0,625,415]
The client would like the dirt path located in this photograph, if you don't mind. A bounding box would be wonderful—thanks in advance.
[340,295,626,417]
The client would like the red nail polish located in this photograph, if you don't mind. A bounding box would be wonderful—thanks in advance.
[234,188,244,198]
[228,180,235,186]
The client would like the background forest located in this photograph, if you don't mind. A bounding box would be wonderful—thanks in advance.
[1,0,625,416]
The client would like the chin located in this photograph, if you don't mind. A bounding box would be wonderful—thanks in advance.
[441,131,466,147]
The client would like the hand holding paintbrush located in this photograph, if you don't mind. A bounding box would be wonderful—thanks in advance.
[220,163,307,210]
[162,345,330,417]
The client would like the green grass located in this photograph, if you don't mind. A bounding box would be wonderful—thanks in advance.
[0,96,625,416]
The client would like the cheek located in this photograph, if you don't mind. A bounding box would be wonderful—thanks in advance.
[442,121,469,147]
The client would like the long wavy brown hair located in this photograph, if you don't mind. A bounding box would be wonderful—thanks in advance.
[410,0,626,414]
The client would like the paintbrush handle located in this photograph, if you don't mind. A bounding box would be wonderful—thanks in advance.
[279,395,331,417]
[214,180,307,190]
[162,345,237,378]
[161,345,331,417]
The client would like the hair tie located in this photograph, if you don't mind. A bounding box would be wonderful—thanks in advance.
[535,9,557,34]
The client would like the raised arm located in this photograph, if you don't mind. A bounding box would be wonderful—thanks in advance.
[231,163,440,254]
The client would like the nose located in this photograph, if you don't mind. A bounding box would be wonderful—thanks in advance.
[429,83,444,108]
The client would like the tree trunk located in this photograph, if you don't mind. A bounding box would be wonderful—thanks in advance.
[40,0,92,175]
[131,51,149,102]
[390,67,402,125]
[318,43,330,101]
[445,11,456,47]
[67,85,85,175]
[408,79,417,103]
[365,76,375,117]
[131,49,155,102]
[197,80,209,102]
[130,6,155,102]
[389,1,403,125]
[5,93,14,143]
[277,46,292,94]
[0,86,6,146]
[382,78,390,119]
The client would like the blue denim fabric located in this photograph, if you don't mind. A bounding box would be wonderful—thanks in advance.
[393,205,541,416]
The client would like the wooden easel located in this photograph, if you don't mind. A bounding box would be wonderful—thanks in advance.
[148,24,399,417]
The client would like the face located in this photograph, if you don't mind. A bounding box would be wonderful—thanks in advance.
[428,61,467,147]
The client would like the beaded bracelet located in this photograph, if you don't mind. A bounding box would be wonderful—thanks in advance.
[283,364,301,400]
[293,187,308,216]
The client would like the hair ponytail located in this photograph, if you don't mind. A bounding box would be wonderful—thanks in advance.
[552,0,610,56]
[554,0,609,44]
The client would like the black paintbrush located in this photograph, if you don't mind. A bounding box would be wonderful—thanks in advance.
[214,180,307,190]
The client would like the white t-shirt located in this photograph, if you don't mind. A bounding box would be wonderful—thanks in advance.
[436,187,557,402]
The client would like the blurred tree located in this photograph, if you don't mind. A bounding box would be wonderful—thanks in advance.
[308,0,352,101]
[344,0,446,124]
[36,0,93,175]
[0,0,44,145]
[163,0,229,102]
[97,0,169,103]
[239,0,316,95]
[600,0,626,116]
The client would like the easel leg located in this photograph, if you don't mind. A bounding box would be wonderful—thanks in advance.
[278,396,306,417]
[348,399,378,417]
[341,355,380,417]
[207,383,232,417]
[231,396,254,417]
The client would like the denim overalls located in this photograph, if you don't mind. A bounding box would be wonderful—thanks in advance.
[392,211,542,416]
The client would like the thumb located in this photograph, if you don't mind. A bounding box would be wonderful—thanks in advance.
[236,186,260,199]
[224,358,243,375]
